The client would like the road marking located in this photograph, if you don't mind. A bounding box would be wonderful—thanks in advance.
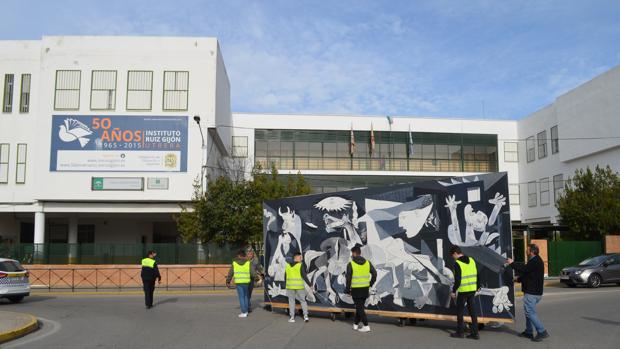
[3,317,62,349]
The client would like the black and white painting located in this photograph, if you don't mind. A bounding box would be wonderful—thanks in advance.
[263,172,515,320]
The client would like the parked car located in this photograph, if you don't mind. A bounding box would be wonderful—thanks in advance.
[0,258,30,303]
[560,253,620,288]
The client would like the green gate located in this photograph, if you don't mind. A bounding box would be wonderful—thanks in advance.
[548,241,603,276]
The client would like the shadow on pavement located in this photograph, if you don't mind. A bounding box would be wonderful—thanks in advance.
[582,316,620,326]
[0,296,56,305]
[154,297,179,306]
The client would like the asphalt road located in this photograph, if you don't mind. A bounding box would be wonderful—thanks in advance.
[1,286,619,349]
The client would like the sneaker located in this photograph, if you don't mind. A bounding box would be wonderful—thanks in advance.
[288,317,296,323]
[518,331,534,339]
[532,331,549,342]
[358,326,371,333]
[450,332,465,338]
[466,333,480,340]
[353,324,359,330]
[304,316,309,323]
[238,313,248,318]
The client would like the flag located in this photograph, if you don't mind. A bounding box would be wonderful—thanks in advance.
[408,124,414,157]
[370,123,375,157]
[349,124,356,155]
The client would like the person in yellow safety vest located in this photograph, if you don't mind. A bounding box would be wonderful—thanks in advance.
[285,252,311,323]
[226,250,255,318]
[449,245,481,340]
[345,245,377,333]
[141,250,161,309]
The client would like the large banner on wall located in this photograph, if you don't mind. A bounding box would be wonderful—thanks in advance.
[263,172,514,321]
[50,115,188,172]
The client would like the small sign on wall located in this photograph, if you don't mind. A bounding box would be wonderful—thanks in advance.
[92,177,144,191]
[147,177,169,190]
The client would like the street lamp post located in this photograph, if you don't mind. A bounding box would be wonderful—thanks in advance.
[193,115,207,195]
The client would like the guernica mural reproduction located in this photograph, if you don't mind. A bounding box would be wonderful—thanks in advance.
[263,172,515,321]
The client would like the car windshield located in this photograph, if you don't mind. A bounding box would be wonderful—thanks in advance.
[0,261,25,272]
[578,255,608,267]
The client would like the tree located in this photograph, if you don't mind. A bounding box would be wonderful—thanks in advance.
[556,166,620,240]
[176,163,311,247]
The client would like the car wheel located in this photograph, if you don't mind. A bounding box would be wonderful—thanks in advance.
[587,274,602,288]
[7,296,24,303]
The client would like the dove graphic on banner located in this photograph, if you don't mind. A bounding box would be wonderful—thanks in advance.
[58,118,93,147]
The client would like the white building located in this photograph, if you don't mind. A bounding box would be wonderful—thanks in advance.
[0,35,618,252]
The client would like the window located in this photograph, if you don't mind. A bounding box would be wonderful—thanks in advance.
[504,142,518,162]
[163,71,189,111]
[537,131,547,159]
[526,136,535,162]
[90,70,116,110]
[3,74,14,112]
[126,71,153,110]
[54,70,81,110]
[78,225,95,243]
[0,144,8,183]
[528,181,537,207]
[15,144,26,184]
[553,174,564,203]
[508,184,520,205]
[19,74,31,113]
[540,177,550,206]
[232,136,248,157]
[551,125,559,154]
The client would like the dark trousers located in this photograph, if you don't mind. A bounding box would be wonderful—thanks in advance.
[143,279,155,307]
[456,292,478,335]
[353,297,368,326]
[248,281,254,308]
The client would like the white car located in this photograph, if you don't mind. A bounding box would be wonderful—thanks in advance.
[0,258,30,303]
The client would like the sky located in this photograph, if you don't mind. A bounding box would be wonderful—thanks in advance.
[2,0,620,119]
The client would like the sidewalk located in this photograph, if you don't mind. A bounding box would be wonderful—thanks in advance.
[0,311,39,344]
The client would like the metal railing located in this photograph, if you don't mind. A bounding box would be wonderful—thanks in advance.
[25,264,233,292]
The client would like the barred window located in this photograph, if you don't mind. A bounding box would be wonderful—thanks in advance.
[504,142,518,162]
[54,70,81,110]
[528,181,537,207]
[551,125,559,154]
[163,71,189,111]
[553,174,564,203]
[0,144,9,184]
[16,143,27,184]
[127,71,153,110]
[20,74,31,113]
[509,183,520,205]
[3,74,14,113]
[90,71,116,110]
[526,136,535,162]
[540,177,550,206]
[232,136,248,158]
[537,131,547,159]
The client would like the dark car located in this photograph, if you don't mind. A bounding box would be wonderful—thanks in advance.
[560,253,620,288]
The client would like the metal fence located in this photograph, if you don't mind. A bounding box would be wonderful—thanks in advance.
[0,243,246,265]
[25,265,234,291]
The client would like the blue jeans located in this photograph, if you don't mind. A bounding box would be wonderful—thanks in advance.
[236,284,249,314]
[523,293,546,334]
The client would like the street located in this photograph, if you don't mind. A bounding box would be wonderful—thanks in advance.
[1,286,619,349]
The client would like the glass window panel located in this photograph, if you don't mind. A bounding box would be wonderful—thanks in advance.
[435,144,449,159]
[393,143,407,158]
[323,143,337,157]
[267,140,281,157]
[308,142,322,157]
[337,142,350,157]
[294,141,308,157]
[463,145,475,161]
[280,141,293,157]
[255,140,267,157]
[422,144,435,159]
[449,145,462,160]
[354,143,368,158]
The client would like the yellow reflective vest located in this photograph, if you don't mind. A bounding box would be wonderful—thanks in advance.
[456,258,478,293]
[350,260,371,288]
[285,262,304,290]
[141,257,156,268]
[233,261,251,284]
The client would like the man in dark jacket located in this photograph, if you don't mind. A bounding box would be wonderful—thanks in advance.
[506,244,549,342]
[141,250,161,309]
[449,246,480,340]
[345,245,377,333]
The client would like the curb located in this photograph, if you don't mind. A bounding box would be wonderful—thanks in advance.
[0,312,39,344]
